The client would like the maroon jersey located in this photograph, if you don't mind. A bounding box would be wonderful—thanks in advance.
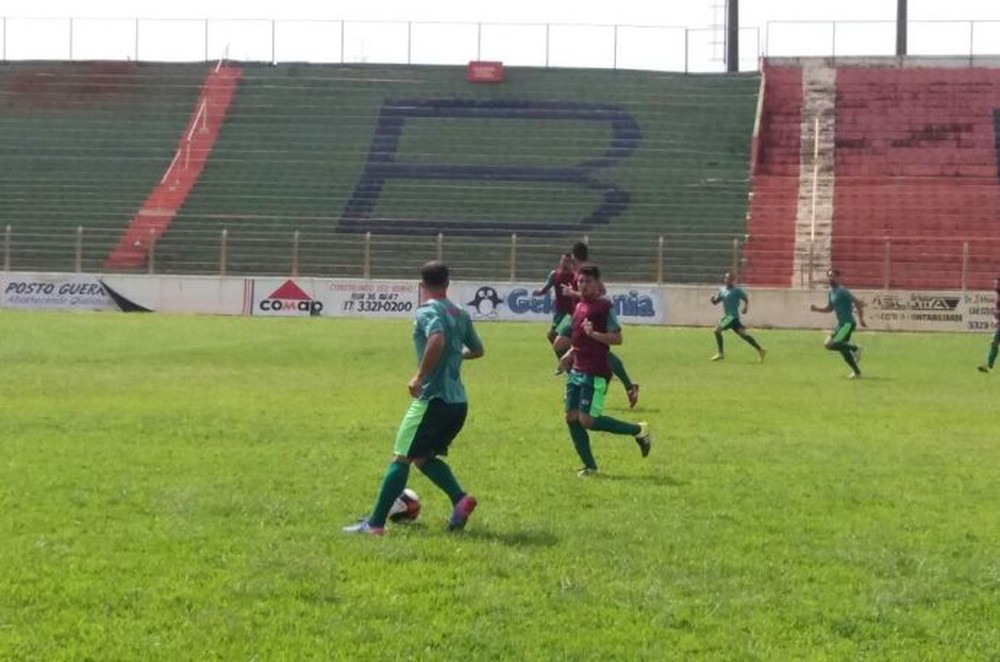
[552,269,576,316]
[571,297,620,379]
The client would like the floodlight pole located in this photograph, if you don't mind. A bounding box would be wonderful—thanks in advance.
[896,0,908,56]
[726,0,739,73]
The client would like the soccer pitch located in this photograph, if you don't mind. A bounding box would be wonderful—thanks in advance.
[2,310,998,659]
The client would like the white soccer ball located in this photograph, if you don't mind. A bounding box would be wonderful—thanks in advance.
[388,488,421,522]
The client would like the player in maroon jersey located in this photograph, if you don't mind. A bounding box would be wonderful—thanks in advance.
[533,252,577,348]
[557,264,651,476]
[553,242,640,408]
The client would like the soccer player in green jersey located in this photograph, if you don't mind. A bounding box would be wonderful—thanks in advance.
[559,264,651,477]
[554,241,641,408]
[344,261,484,535]
[976,277,1000,374]
[709,271,766,362]
[810,268,867,379]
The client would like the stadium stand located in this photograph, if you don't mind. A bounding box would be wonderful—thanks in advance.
[105,65,243,271]
[154,63,759,281]
[742,65,802,287]
[0,62,208,272]
[0,61,758,282]
[744,59,1000,291]
[832,66,1000,291]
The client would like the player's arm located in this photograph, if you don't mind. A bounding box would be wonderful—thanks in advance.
[810,302,832,313]
[852,295,867,327]
[533,271,556,297]
[558,346,575,371]
[463,323,485,360]
[409,331,445,397]
[741,291,749,315]
[561,283,581,299]
[582,318,622,346]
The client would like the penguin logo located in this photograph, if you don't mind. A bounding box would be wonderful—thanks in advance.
[467,286,504,318]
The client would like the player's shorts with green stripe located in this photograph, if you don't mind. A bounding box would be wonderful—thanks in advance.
[554,312,573,337]
[393,398,468,458]
[564,370,608,417]
[832,321,856,343]
[718,314,744,331]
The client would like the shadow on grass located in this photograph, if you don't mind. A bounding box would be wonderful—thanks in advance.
[851,375,893,382]
[604,406,664,415]
[387,522,558,547]
[460,527,559,548]
[593,472,684,487]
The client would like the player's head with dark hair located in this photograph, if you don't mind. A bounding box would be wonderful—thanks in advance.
[571,241,589,262]
[420,261,449,288]
[558,252,573,270]
[576,263,602,298]
[827,268,841,286]
[723,271,735,286]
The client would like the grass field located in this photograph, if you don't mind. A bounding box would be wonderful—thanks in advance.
[2,310,999,660]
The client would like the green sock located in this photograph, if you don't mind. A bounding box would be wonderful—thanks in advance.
[418,457,465,505]
[714,330,724,353]
[839,348,861,374]
[369,460,410,527]
[608,352,634,390]
[741,333,762,351]
[988,343,999,369]
[568,421,597,469]
[591,416,641,436]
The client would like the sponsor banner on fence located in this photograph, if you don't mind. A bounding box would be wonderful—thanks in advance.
[249,278,419,318]
[960,290,998,332]
[5,271,993,335]
[452,282,664,325]
[0,273,118,311]
[320,280,419,318]
[251,278,324,317]
[864,290,977,332]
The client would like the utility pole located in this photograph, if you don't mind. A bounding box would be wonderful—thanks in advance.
[726,0,739,73]
[896,0,908,56]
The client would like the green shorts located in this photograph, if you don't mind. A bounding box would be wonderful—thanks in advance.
[564,370,608,417]
[555,312,573,337]
[831,321,856,343]
[718,315,744,332]
[393,398,468,459]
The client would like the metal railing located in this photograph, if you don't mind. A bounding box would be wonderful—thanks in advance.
[0,17,760,73]
[3,17,999,72]
[765,19,1000,63]
[3,224,743,284]
[4,224,998,290]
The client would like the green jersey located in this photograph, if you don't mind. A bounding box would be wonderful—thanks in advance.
[715,286,747,318]
[829,285,856,325]
[412,298,483,403]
